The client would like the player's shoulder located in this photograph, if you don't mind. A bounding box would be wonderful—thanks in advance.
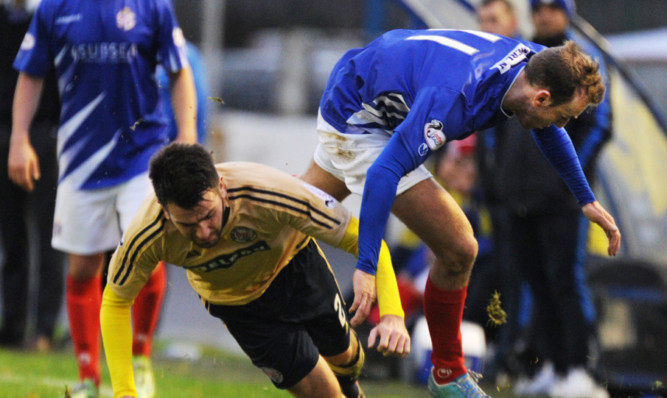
[122,193,166,244]
[217,161,334,208]
[217,162,299,191]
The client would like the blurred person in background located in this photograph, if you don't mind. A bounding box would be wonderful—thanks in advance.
[8,0,197,396]
[478,0,520,39]
[101,143,410,398]
[474,0,533,386]
[301,28,620,398]
[496,1,613,397]
[0,0,65,352]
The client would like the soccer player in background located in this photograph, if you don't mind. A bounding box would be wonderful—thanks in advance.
[300,29,621,397]
[8,1,197,396]
[101,142,411,398]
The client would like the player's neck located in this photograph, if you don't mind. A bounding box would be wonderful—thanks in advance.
[501,71,530,115]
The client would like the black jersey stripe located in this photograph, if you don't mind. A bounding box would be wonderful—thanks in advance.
[117,224,165,285]
[228,192,340,229]
[228,186,341,226]
[112,213,164,285]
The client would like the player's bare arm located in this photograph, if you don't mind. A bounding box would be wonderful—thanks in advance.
[168,66,197,143]
[8,73,44,191]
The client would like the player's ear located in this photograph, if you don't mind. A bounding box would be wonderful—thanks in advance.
[161,207,171,221]
[534,89,551,107]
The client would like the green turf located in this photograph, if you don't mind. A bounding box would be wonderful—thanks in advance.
[0,343,513,397]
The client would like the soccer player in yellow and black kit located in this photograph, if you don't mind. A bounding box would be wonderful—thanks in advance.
[100,143,410,398]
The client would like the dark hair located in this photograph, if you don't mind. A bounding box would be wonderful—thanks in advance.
[149,143,219,208]
[524,41,605,106]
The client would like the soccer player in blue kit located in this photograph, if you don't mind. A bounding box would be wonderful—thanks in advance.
[300,29,621,397]
[8,1,196,397]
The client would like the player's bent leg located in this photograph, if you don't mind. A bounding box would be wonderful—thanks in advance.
[300,161,351,203]
[287,356,344,398]
[392,178,477,289]
[67,253,106,389]
[324,331,366,398]
[392,179,482,389]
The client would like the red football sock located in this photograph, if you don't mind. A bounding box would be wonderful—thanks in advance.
[66,274,102,386]
[423,277,467,384]
[132,261,167,357]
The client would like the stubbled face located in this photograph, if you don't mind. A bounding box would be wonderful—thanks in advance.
[532,4,569,40]
[516,89,590,130]
[479,1,518,37]
[164,188,225,248]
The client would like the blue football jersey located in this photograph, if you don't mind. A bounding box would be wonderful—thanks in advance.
[14,0,189,189]
[318,29,597,275]
[321,29,544,157]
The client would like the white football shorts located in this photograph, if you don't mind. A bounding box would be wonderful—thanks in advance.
[52,172,152,255]
[313,110,432,196]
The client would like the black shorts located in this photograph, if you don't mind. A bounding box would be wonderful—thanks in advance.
[205,239,351,389]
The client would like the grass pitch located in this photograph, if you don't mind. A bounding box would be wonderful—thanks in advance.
[0,343,438,397]
[0,341,519,397]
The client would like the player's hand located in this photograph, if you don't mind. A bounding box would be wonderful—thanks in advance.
[8,137,40,192]
[582,201,621,256]
[349,269,376,327]
[368,314,411,357]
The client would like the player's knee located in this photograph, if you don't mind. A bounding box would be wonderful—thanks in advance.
[433,235,478,275]
[325,333,365,380]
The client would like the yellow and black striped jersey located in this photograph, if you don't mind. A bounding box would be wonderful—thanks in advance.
[107,161,351,306]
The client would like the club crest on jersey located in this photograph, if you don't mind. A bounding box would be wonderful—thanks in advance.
[230,227,257,243]
[492,44,531,74]
[116,7,136,31]
[424,119,446,151]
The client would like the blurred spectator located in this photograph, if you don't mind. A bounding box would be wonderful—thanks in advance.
[8,1,197,397]
[0,0,65,352]
[495,1,613,397]
[474,0,531,386]
[477,0,520,39]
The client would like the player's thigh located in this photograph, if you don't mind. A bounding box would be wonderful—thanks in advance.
[52,182,122,255]
[288,356,342,398]
[392,178,477,263]
[206,241,348,390]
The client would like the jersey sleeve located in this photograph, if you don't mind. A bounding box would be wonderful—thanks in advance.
[531,125,596,205]
[282,181,353,246]
[106,211,165,300]
[100,287,136,397]
[154,0,189,73]
[13,1,53,76]
[337,217,404,318]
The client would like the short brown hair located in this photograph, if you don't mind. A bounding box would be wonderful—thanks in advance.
[524,41,605,106]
